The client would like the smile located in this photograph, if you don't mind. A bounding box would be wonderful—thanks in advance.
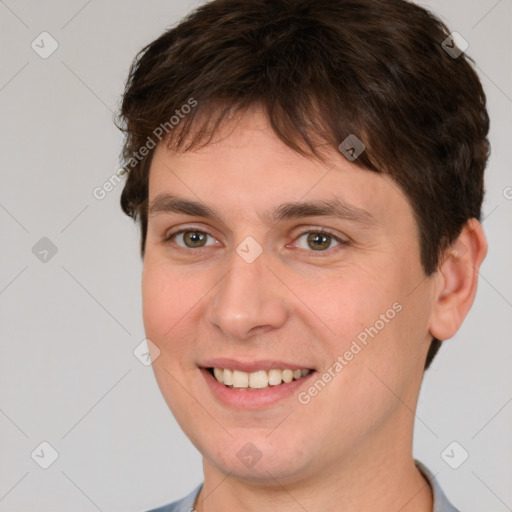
[208,367,312,390]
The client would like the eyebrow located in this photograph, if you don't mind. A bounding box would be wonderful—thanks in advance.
[148,193,376,227]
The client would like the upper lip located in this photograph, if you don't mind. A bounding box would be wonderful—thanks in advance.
[200,358,315,373]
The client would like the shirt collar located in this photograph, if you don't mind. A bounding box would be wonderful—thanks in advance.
[415,459,461,512]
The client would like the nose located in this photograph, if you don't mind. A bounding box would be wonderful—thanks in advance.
[206,248,289,341]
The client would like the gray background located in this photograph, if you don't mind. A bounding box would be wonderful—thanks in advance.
[0,1,510,511]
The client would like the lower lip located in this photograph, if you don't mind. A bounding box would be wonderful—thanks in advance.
[200,367,316,409]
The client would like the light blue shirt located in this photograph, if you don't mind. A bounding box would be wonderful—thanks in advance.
[146,460,460,512]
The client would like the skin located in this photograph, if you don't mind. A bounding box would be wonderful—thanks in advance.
[142,105,487,512]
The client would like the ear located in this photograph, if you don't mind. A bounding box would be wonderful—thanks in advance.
[429,218,488,341]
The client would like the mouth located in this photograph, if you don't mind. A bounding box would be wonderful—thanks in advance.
[204,366,314,391]
[198,358,318,408]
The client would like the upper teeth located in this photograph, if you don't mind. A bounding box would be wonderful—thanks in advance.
[212,368,311,389]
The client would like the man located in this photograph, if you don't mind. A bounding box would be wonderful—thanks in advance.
[117,0,489,510]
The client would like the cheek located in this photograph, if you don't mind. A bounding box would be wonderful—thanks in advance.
[141,260,202,420]
[142,263,169,341]
[309,268,399,346]
[328,294,428,431]
[308,262,422,401]
[141,259,191,355]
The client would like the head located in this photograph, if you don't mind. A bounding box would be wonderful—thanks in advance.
[118,0,488,486]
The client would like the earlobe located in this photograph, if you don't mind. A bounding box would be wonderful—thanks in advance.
[429,218,488,341]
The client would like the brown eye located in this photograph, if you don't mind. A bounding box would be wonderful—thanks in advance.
[294,231,344,252]
[307,232,333,250]
[169,230,216,249]
[183,231,207,247]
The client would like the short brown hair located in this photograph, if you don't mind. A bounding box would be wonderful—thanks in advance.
[117,0,490,369]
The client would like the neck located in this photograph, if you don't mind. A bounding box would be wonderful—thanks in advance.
[193,425,432,512]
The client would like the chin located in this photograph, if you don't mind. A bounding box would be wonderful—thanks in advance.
[198,434,315,484]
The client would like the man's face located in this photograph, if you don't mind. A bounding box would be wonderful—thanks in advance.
[142,107,434,483]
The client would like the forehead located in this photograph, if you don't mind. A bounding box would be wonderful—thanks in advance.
[147,109,411,228]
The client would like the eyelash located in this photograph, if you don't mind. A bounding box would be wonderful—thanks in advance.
[163,227,349,255]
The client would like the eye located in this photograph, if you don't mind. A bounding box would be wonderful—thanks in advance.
[164,228,346,253]
[294,230,345,252]
[165,229,218,249]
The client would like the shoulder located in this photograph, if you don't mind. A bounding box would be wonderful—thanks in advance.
[146,466,462,512]
[144,483,203,512]
[415,460,461,512]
